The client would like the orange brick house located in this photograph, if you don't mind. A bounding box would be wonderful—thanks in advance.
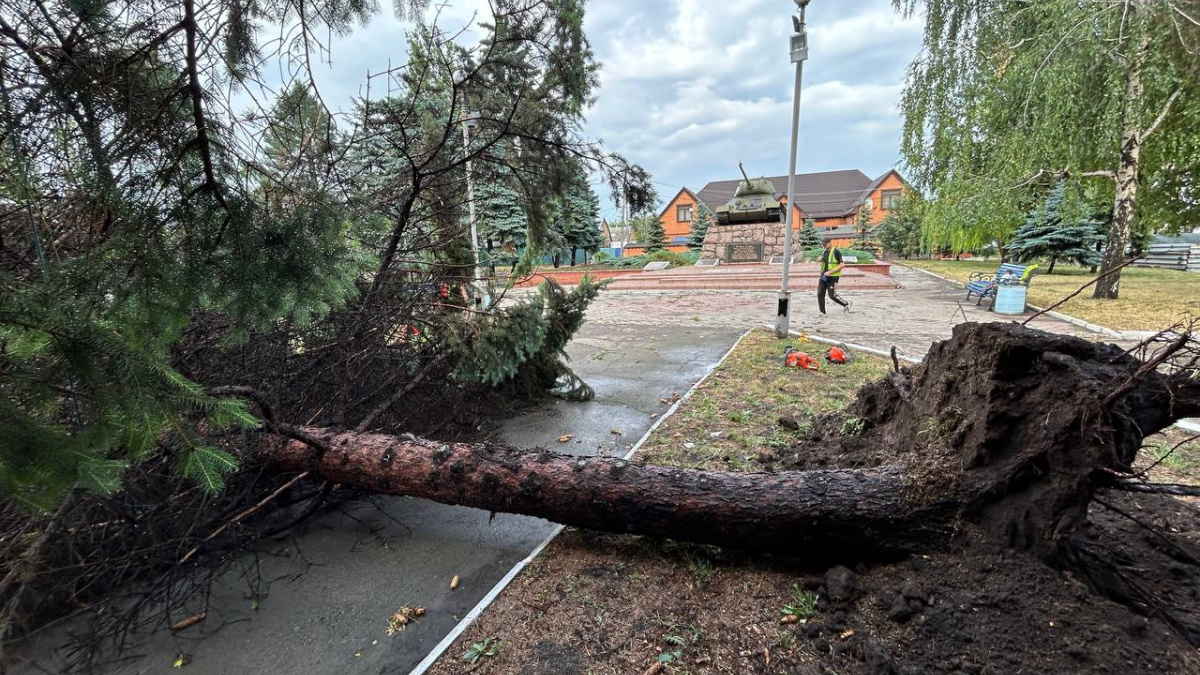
[622,188,704,255]
[622,169,907,255]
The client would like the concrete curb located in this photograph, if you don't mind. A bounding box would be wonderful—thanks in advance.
[888,260,1131,340]
[407,328,754,675]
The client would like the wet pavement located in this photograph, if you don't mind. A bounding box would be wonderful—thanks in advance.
[13,266,1132,674]
[12,324,743,675]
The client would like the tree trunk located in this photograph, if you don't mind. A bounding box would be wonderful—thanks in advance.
[263,323,1200,560]
[1093,27,1148,300]
[1048,257,1057,274]
[267,432,951,557]
[570,247,577,267]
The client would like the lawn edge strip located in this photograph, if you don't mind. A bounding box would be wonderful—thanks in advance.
[408,328,755,675]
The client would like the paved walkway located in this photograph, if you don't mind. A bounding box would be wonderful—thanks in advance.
[587,265,1098,360]
[13,325,744,675]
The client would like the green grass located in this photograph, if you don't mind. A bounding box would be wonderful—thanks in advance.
[781,585,820,619]
[639,329,891,472]
[901,258,1200,331]
[1145,438,1200,473]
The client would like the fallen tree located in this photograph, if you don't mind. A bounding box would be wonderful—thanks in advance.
[266,322,1200,560]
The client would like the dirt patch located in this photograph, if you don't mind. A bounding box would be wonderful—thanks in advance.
[427,512,1199,675]
[426,326,1200,674]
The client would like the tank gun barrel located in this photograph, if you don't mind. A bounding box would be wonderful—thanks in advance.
[738,162,751,184]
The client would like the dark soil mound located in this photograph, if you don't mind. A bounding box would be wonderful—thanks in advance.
[779,322,1189,554]
[806,542,1199,675]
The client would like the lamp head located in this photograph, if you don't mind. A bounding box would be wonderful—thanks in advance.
[793,0,811,29]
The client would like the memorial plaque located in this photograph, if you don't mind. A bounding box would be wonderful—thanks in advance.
[725,242,764,263]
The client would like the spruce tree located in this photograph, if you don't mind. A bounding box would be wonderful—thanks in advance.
[687,202,714,251]
[479,177,529,266]
[0,0,653,510]
[1005,182,1105,274]
[642,213,667,252]
[557,163,603,265]
[798,218,822,251]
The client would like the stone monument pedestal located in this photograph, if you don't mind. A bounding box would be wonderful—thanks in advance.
[700,221,797,263]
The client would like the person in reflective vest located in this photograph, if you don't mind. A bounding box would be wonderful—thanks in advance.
[817,239,851,315]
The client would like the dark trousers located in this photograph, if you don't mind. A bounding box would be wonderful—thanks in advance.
[818,276,848,314]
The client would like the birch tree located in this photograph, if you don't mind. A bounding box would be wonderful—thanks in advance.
[896,0,1200,298]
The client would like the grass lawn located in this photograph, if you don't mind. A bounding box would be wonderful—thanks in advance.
[638,330,892,472]
[900,259,1200,331]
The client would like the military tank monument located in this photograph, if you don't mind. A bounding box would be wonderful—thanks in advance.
[714,163,784,225]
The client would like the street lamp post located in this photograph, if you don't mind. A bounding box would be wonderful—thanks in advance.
[774,0,810,339]
[461,111,486,311]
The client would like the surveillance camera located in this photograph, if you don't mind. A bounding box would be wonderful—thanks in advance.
[794,0,812,8]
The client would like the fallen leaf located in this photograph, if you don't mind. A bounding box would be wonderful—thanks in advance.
[764,647,771,667]
[173,653,191,668]
[387,606,427,635]
[839,629,855,640]
[660,398,671,404]
[640,662,665,675]
[780,614,799,624]
[649,413,657,419]
[672,432,684,438]
[170,611,206,632]
[557,434,572,443]
[671,391,681,401]
[610,428,622,435]
[450,575,460,590]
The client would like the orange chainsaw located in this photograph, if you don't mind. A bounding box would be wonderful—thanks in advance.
[783,347,820,371]
[825,345,850,364]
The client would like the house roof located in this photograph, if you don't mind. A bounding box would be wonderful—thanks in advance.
[658,187,700,219]
[695,169,900,219]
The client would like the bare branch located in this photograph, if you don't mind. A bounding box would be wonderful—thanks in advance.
[1143,87,1183,140]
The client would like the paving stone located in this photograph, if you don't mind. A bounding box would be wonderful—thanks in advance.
[581,266,1108,359]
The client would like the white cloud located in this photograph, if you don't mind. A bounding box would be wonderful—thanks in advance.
[307,0,920,216]
[581,0,920,214]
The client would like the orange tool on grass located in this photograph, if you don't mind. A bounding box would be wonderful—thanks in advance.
[783,347,820,371]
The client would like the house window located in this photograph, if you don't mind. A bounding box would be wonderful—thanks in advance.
[676,204,693,222]
[881,189,902,210]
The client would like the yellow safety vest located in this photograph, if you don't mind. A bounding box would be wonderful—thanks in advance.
[821,247,842,278]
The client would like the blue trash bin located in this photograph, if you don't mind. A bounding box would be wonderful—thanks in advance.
[993,284,1027,315]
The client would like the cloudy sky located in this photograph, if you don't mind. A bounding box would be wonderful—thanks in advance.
[309,0,923,217]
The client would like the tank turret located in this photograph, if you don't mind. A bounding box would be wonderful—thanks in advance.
[715,163,784,225]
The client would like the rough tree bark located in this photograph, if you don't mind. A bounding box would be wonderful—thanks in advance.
[269,433,954,557]
[265,323,1200,559]
[1093,22,1147,300]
